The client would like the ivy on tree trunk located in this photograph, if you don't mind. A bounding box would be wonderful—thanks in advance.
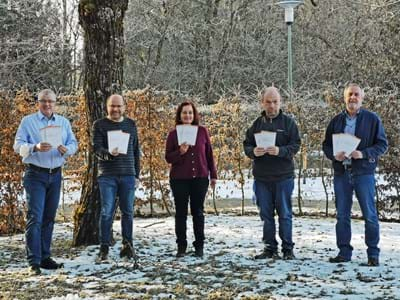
[73,0,129,246]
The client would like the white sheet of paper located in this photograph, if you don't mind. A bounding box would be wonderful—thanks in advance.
[40,126,62,148]
[332,133,361,156]
[254,131,276,148]
[107,130,130,154]
[176,125,198,146]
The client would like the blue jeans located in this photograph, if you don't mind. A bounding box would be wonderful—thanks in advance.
[254,178,294,252]
[23,168,62,266]
[334,172,380,260]
[98,175,136,246]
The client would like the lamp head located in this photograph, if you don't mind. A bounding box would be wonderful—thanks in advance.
[277,0,303,24]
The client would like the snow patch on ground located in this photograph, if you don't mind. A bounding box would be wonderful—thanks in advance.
[0,215,399,299]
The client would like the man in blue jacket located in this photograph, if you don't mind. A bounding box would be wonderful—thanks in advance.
[244,87,301,260]
[322,83,388,266]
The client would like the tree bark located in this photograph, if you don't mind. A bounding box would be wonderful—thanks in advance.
[73,0,129,246]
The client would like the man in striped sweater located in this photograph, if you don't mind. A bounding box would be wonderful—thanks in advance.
[93,94,140,261]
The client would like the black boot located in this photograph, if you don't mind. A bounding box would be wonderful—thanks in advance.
[98,244,109,261]
[40,257,64,269]
[176,244,187,257]
[255,247,280,259]
[120,240,135,259]
[283,249,295,260]
[194,246,204,258]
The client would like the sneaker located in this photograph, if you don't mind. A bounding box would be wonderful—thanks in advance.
[29,264,41,275]
[194,247,204,258]
[329,255,350,263]
[254,248,280,259]
[98,244,109,261]
[40,257,64,269]
[283,249,295,260]
[176,244,187,258]
[367,257,379,267]
[120,241,135,259]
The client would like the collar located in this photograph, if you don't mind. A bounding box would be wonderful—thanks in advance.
[344,108,361,119]
[261,109,282,120]
[107,116,125,123]
[37,110,56,121]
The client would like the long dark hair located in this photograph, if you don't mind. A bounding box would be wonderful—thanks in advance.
[175,101,200,125]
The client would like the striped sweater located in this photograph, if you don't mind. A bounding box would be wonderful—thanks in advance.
[93,117,140,178]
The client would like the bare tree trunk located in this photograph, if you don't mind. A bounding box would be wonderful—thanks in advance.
[73,0,129,246]
[61,0,68,89]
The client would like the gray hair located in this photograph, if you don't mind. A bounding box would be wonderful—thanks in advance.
[38,89,57,102]
[344,83,365,98]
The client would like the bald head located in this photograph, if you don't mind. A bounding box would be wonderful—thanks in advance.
[261,87,281,101]
[261,87,281,118]
[106,94,125,122]
[106,94,124,105]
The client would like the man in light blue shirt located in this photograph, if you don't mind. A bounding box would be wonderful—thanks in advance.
[14,89,78,275]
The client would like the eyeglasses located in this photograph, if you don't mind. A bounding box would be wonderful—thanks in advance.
[38,100,56,104]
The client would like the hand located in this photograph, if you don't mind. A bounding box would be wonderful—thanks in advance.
[35,142,52,152]
[254,147,267,157]
[210,178,217,189]
[57,145,67,155]
[266,146,279,156]
[179,143,189,155]
[110,147,119,156]
[334,151,346,161]
[350,150,363,159]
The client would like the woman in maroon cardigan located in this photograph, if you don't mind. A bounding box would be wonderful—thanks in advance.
[165,101,217,257]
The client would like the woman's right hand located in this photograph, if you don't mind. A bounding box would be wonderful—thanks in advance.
[179,142,189,155]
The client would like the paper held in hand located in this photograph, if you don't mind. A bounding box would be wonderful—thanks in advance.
[176,125,198,146]
[332,133,361,157]
[40,126,62,148]
[107,130,130,154]
[254,131,276,148]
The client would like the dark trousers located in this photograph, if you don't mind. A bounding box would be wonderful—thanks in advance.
[170,178,209,249]
[23,168,62,266]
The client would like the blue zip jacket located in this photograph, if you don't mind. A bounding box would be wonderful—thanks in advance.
[322,108,388,176]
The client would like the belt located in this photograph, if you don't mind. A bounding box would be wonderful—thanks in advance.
[27,164,62,174]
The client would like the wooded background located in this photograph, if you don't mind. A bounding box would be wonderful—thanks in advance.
[2,1,400,97]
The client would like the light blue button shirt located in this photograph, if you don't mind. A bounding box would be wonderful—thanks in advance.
[343,111,358,166]
[13,111,78,168]
[344,111,357,136]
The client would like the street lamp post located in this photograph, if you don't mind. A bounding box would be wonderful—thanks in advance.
[277,0,303,101]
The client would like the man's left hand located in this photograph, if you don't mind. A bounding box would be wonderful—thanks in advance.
[57,145,68,155]
[350,150,363,159]
[266,146,279,156]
